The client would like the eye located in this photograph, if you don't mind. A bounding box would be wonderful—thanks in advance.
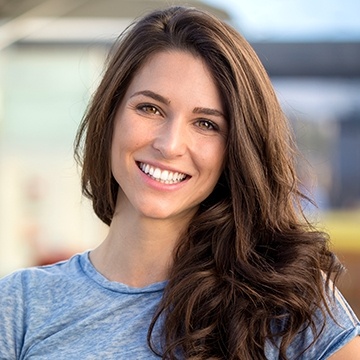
[137,104,161,115]
[196,119,218,131]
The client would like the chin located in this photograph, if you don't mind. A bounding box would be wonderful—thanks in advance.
[138,205,196,223]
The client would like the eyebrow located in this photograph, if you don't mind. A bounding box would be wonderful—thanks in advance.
[130,90,224,118]
[193,107,224,118]
[130,90,170,105]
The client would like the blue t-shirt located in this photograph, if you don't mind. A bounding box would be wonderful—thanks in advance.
[0,252,359,359]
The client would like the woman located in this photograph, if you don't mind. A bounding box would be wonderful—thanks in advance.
[0,6,359,359]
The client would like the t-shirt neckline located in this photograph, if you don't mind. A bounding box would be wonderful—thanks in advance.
[79,251,167,294]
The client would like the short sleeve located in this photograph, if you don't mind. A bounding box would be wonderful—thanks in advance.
[265,287,360,359]
[0,271,26,359]
[311,289,360,359]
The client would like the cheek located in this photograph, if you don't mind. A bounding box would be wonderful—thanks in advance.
[112,123,140,153]
[195,145,226,193]
[207,143,226,172]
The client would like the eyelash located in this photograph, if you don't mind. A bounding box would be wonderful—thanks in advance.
[196,119,218,131]
[136,103,220,132]
[137,104,161,115]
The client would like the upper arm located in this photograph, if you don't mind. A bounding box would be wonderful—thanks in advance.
[284,288,360,359]
[328,336,360,359]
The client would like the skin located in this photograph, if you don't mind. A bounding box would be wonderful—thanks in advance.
[328,336,360,359]
[90,50,227,288]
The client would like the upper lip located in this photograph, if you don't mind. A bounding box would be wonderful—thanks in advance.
[136,160,190,177]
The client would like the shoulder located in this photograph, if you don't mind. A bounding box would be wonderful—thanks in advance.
[292,288,360,359]
[265,288,360,359]
[321,289,360,358]
[0,252,86,357]
[0,252,88,304]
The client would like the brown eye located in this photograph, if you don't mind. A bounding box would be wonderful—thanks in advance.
[139,104,161,115]
[197,120,217,131]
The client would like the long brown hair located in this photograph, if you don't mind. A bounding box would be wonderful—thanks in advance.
[75,6,343,359]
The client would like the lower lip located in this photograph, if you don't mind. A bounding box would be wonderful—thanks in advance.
[137,166,189,190]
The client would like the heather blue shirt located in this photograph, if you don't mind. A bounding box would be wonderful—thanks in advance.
[0,252,359,359]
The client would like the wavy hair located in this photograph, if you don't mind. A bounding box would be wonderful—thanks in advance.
[74,6,343,359]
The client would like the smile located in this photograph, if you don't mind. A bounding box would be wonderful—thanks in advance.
[138,162,188,184]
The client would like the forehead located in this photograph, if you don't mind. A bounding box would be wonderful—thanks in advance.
[124,50,223,110]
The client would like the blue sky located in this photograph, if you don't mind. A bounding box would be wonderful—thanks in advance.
[205,0,360,41]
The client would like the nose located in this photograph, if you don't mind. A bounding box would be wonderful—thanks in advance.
[152,117,188,158]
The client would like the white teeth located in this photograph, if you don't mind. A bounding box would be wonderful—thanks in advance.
[139,162,187,184]
[160,170,169,181]
[153,168,161,179]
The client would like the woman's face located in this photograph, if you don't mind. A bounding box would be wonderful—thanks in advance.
[111,50,228,224]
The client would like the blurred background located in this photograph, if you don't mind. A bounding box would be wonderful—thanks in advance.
[0,0,359,315]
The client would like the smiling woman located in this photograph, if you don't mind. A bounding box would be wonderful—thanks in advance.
[0,5,359,360]
[110,50,227,224]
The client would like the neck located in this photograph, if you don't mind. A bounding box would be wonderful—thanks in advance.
[90,210,189,288]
